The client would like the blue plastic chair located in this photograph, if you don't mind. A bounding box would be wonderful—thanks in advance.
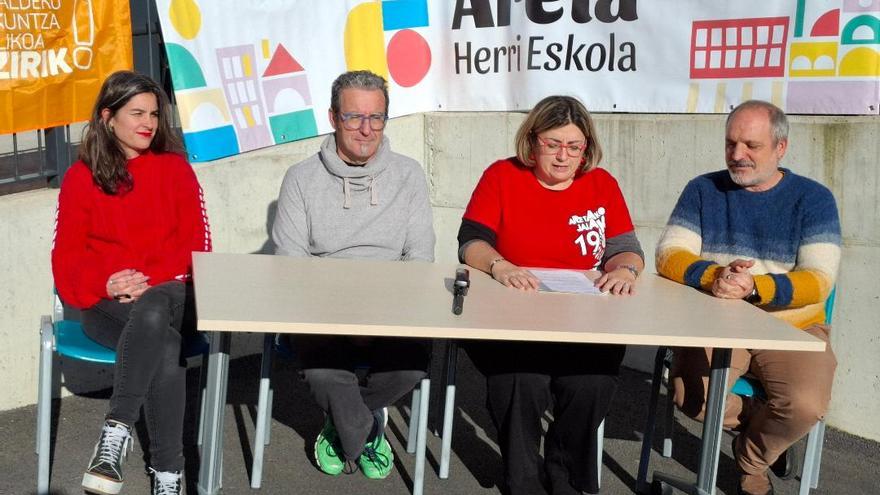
[36,293,210,495]
[636,288,837,494]
[250,334,431,495]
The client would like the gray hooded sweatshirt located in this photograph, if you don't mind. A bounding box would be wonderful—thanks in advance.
[272,134,435,262]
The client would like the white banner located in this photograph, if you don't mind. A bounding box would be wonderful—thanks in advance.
[156,0,879,162]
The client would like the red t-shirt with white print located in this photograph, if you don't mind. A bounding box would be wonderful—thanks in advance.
[462,158,635,269]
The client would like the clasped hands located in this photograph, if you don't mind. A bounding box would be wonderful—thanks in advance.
[712,259,755,299]
[491,261,637,295]
[106,269,151,303]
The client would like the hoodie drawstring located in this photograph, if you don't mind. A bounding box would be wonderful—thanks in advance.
[342,176,378,208]
[343,178,352,209]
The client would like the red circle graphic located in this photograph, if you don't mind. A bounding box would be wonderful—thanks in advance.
[387,29,431,88]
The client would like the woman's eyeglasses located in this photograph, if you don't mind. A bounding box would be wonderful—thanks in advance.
[536,136,586,157]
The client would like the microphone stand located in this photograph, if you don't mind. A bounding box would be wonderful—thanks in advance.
[452,268,470,315]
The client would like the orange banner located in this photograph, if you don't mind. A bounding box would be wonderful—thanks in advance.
[0,0,133,134]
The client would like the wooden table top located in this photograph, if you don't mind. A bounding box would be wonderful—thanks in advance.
[193,252,825,352]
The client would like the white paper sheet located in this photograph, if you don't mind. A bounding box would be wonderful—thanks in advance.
[528,269,605,295]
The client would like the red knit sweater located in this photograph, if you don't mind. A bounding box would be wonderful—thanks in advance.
[52,151,212,309]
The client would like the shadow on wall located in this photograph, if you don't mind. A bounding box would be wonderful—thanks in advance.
[253,200,278,255]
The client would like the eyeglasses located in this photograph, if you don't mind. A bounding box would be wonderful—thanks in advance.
[535,136,586,157]
[337,112,388,131]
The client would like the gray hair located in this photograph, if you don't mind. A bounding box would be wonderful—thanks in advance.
[727,100,789,145]
[330,70,389,115]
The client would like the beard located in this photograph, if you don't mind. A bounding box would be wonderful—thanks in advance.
[727,160,756,187]
[727,160,781,190]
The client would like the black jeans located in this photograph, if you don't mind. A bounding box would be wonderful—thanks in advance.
[81,281,194,472]
[466,341,626,495]
[293,335,430,460]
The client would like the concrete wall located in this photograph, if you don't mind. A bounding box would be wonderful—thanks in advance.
[2,112,877,441]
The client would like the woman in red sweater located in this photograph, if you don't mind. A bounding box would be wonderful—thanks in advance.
[51,71,211,495]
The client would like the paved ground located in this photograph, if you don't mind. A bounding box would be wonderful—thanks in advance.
[2,334,878,495]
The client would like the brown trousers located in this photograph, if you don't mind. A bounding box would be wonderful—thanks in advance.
[670,324,837,476]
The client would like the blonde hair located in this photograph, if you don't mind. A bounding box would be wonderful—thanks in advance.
[514,95,603,172]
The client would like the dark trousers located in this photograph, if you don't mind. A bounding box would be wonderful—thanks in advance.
[294,335,430,460]
[466,341,626,495]
[81,281,193,472]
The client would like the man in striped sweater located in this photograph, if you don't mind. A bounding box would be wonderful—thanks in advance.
[656,100,840,495]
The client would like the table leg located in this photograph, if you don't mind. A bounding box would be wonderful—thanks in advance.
[413,377,430,495]
[251,333,275,488]
[198,331,231,495]
[439,340,458,479]
[648,347,731,495]
[696,347,731,494]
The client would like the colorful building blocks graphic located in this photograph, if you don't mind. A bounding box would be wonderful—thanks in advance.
[387,29,432,87]
[787,80,880,112]
[166,44,207,90]
[842,14,880,44]
[216,45,273,152]
[176,88,239,162]
[382,0,429,30]
[169,0,201,40]
[261,44,318,144]
[344,0,431,87]
[839,46,880,75]
[811,9,840,37]
[176,89,230,130]
[690,17,789,79]
[790,42,838,77]
[843,0,880,13]
[161,0,322,161]
[263,44,304,77]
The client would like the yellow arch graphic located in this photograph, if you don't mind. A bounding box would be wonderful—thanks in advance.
[344,2,388,80]
[789,42,837,77]
[839,47,880,76]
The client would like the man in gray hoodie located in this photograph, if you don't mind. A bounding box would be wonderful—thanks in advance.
[271,70,435,480]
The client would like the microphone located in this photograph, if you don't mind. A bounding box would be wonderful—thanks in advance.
[452,268,470,315]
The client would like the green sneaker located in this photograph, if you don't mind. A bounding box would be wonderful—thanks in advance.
[358,429,394,479]
[314,417,344,476]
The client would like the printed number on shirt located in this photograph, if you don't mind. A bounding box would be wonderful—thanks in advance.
[569,207,607,260]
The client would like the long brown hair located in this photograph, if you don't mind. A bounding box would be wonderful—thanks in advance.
[514,95,603,173]
[79,71,184,194]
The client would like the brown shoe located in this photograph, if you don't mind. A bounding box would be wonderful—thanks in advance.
[732,435,774,495]
[769,446,798,480]
[736,473,774,495]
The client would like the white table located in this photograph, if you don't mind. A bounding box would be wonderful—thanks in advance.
[192,252,824,495]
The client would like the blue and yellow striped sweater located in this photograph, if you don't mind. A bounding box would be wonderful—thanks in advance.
[656,169,841,330]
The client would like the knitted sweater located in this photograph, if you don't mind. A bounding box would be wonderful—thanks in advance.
[52,152,212,309]
[272,134,435,262]
[655,169,841,329]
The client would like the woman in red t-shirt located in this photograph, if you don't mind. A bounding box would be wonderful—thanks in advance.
[51,71,211,495]
[457,95,644,495]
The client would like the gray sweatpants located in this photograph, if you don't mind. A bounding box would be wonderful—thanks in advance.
[295,336,430,460]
